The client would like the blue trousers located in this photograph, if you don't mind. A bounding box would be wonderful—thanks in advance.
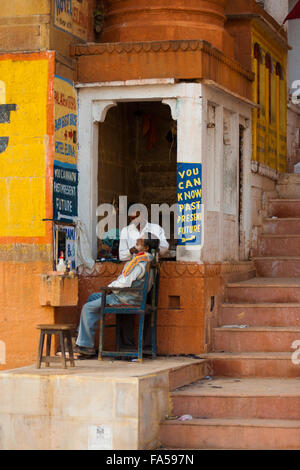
[76,292,120,349]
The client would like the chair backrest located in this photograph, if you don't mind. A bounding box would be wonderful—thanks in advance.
[132,262,158,311]
[140,266,150,310]
[151,264,160,309]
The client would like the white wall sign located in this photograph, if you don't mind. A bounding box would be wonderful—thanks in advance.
[88,425,113,450]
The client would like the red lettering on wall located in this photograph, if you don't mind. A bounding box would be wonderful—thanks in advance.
[54,90,76,111]
[73,7,88,28]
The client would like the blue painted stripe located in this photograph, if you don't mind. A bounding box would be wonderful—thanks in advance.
[54,75,74,87]
[54,160,77,170]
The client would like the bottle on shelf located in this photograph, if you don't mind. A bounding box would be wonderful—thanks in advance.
[56,251,66,273]
[66,260,72,273]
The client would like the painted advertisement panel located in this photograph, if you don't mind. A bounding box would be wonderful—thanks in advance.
[53,75,78,222]
[54,224,76,269]
[53,161,78,221]
[176,163,202,246]
[54,75,77,165]
[0,55,50,238]
[53,0,89,41]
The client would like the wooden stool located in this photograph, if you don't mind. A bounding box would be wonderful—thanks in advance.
[36,324,76,369]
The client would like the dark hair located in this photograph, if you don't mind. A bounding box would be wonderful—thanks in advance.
[143,233,160,252]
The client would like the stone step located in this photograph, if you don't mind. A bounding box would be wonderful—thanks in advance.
[263,218,300,235]
[168,360,208,391]
[213,327,300,353]
[277,174,300,199]
[220,303,300,327]
[202,352,299,378]
[257,235,300,256]
[171,377,300,420]
[160,418,300,450]
[226,278,300,303]
[254,257,300,277]
[268,199,300,218]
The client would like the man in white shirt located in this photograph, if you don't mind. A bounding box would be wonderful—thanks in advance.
[119,206,169,261]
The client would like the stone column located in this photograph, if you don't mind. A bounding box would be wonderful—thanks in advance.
[77,90,117,259]
[170,83,206,263]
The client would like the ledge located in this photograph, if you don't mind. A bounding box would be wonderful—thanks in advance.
[71,39,254,101]
[251,161,279,181]
[40,271,78,307]
[78,260,255,279]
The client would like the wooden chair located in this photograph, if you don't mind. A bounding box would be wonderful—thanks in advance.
[36,324,76,369]
[98,263,159,362]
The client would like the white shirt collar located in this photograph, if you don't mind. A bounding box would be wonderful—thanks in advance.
[128,221,149,233]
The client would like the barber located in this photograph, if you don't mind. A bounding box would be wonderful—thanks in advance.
[119,205,169,261]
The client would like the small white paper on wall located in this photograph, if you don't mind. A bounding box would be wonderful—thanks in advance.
[88,425,113,450]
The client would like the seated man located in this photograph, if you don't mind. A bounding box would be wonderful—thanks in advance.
[75,234,160,357]
[119,205,169,261]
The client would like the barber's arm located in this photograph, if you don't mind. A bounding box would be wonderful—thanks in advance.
[118,227,132,261]
[158,226,169,256]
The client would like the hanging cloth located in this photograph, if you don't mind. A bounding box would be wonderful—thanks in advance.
[74,218,95,270]
[142,113,158,151]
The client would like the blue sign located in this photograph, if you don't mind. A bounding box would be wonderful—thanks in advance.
[176,163,202,246]
[53,160,78,222]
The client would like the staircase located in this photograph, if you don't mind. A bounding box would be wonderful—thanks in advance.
[160,174,300,450]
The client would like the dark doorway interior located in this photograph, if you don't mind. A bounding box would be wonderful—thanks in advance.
[97,101,177,256]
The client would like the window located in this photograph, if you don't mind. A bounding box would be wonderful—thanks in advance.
[276,62,285,133]
[254,43,262,117]
[276,62,283,80]
[265,53,272,123]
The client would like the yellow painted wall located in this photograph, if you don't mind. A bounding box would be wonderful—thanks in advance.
[251,22,287,173]
[0,55,52,239]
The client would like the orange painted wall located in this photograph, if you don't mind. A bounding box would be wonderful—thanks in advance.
[0,257,55,371]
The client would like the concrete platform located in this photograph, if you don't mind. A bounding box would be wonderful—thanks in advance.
[0,356,207,450]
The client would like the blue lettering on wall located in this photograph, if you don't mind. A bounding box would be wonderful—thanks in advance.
[55,141,75,157]
[55,0,73,17]
[55,113,77,132]
[53,160,78,221]
[176,163,203,246]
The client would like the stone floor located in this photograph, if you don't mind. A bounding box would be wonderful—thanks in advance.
[4,355,205,379]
